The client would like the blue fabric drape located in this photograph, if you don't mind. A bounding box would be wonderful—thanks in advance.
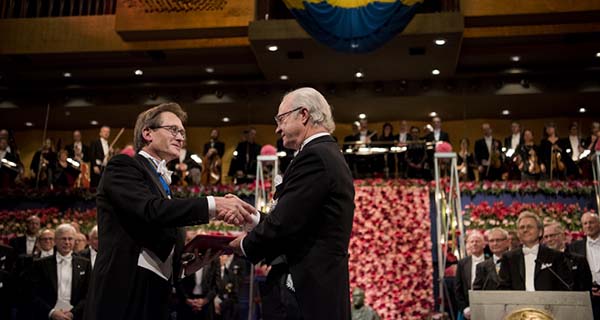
[284,0,422,53]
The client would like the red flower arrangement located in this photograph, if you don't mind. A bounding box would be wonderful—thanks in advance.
[350,183,434,319]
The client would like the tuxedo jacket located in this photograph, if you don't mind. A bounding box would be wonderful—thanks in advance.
[242,135,355,320]
[30,254,91,319]
[9,235,33,256]
[498,245,573,291]
[455,256,487,311]
[203,140,225,158]
[0,244,16,273]
[83,154,211,320]
[504,135,524,151]
[563,249,592,291]
[89,139,106,171]
[569,238,587,257]
[424,131,450,143]
[65,143,90,163]
[474,138,502,165]
[472,258,501,291]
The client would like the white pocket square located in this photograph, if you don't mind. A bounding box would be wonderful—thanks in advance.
[540,263,553,270]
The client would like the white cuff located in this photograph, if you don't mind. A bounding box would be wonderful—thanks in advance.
[207,196,216,219]
[239,235,247,257]
[49,309,55,319]
[243,212,260,231]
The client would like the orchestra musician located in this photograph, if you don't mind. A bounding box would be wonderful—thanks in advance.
[457,138,476,181]
[517,129,541,181]
[89,126,111,188]
[539,122,566,180]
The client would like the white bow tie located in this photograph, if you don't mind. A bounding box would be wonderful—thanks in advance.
[589,239,600,247]
[57,255,72,264]
[156,160,173,185]
[522,246,538,256]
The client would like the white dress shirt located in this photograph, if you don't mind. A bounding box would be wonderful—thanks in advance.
[434,129,441,142]
[0,149,6,161]
[51,252,74,317]
[399,132,407,143]
[523,244,539,291]
[192,267,204,295]
[26,235,37,255]
[587,237,600,283]
[40,249,54,258]
[100,138,109,159]
[511,134,521,150]
[569,135,581,161]
[485,136,493,152]
[179,149,187,164]
[90,247,97,268]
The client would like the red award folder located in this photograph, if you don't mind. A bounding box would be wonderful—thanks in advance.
[180,234,238,278]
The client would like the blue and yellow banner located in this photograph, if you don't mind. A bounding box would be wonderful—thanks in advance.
[283,0,423,53]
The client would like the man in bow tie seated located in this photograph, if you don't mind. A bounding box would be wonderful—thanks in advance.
[498,211,573,292]
[83,103,257,320]
[455,232,487,319]
[568,212,600,319]
[473,227,511,291]
[30,224,91,320]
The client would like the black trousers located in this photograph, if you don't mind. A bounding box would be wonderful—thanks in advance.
[124,268,171,320]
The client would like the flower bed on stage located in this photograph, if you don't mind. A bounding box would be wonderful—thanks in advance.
[350,182,434,319]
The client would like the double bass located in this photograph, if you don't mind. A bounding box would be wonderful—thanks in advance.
[200,148,221,186]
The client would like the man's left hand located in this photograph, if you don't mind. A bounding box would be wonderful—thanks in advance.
[229,232,246,256]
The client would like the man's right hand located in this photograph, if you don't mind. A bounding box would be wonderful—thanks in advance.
[51,309,73,320]
[214,195,256,226]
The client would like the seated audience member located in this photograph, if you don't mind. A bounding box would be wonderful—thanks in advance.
[507,230,521,250]
[78,226,98,269]
[498,211,573,291]
[10,215,41,256]
[34,229,55,259]
[473,228,510,290]
[29,224,91,320]
[73,233,87,254]
[568,212,600,319]
[215,254,250,320]
[351,287,380,320]
[543,221,592,291]
[455,232,487,319]
[176,229,218,320]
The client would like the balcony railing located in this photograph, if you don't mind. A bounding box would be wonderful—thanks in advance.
[0,0,116,19]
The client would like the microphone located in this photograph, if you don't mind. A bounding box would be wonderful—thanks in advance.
[536,259,572,291]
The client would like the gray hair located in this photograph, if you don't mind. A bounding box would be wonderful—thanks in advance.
[582,212,600,222]
[487,227,509,239]
[517,211,543,231]
[133,103,187,151]
[89,225,98,237]
[55,223,77,237]
[283,87,335,133]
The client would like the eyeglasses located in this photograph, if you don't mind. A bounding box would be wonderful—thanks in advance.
[488,238,508,243]
[153,125,186,139]
[274,107,303,125]
[543,233,561,239]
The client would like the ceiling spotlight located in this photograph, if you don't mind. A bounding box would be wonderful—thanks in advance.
[222,117,230,123]
[511,56,521,62]
[429,112,437,117]
[267,45,278,52]
[134,69,143,76]
[25,122,33,127]
[280,75,288,80]
[63,72,72,78]
[579,107,587,113]
[502,109,510,115]
[205,67,214,73]
[596,52,600,58]
[90,120,98,125]
[434,39,446,46]
[355,71,364,79]
[431,69,440,75]
[358,113,366,120]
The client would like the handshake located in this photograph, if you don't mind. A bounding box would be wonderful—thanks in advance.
[213,194,259,228]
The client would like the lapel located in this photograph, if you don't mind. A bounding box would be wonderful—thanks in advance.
[275,135,333,199]
[135,154,168,198]
[71,257,84,300]
[534,246,548,280]
[46,257,58,293]
[516,250,525,285]
[464,257,473,287]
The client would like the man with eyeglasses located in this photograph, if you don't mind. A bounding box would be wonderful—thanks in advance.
[229,87,355,320]
[35,229,55,258]
[473,228,510,291]
[498,211,573,291]
[543,221,592,291]
[84,103,258,320]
